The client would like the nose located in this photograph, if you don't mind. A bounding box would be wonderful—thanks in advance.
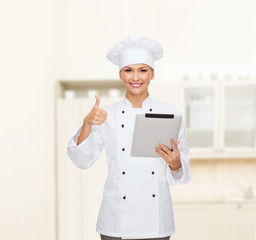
[133,70,139,81]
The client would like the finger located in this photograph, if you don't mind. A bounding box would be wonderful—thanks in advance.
[171,139,179,152]
[94,94,100,107]
[100,114,107,121]
[98,110,108,118]
[93,121,103,125]
[155,146,170,161]
[158,143,173,155]
[101,110,108,116]
[96,113,107,121]
[95,114,106,122]
[93,119,106,124]
[155,146,165,156]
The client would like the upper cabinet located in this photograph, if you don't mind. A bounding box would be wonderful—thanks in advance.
[182,82,218,150]
[221,82,255,148]
[181,80,256,159]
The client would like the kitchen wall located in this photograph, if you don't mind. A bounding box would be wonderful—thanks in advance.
[56,0,256,80]
[0,1,56,240]
[171,158,256,201]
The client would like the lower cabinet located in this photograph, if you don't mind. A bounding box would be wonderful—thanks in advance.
[172,203,215,240]
[172,202,256,240]
[216,203,256,240]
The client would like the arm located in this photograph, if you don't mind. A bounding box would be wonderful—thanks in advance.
[67,122,104,169]
[66,94,107,169]
[165,116,191,185]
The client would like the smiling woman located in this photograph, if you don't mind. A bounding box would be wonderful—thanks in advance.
[119,64,154,108]
[67,34,191,240]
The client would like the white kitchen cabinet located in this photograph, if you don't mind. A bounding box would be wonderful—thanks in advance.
[56,99,83,240]
[181,80,256,159]
[220,82,256,154]
[172,201,256,240]
[172,203,216,240]
[180,82,219,153]
[216,202,256,240]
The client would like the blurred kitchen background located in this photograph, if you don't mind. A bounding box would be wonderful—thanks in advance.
[1,0,256,240]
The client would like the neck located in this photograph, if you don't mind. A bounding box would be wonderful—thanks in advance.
[126,91,149,108]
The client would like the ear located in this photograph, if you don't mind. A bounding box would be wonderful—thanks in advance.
[119,70,122,80]
[151,69,155,80]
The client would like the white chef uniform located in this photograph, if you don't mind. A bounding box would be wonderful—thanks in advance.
[67,92,191,239]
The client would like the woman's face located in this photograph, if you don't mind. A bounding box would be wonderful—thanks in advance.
[119,63,154,97]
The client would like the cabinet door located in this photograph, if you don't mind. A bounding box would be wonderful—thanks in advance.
[172,203,215,240]
[221,82,256,150]
[181,83,219,150]
[216,203,256,240]
[56,99,83,240]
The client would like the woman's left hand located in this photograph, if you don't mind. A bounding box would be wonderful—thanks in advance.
[155,139,182,171]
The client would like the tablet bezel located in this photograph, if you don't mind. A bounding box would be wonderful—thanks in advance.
[131,113,182,158]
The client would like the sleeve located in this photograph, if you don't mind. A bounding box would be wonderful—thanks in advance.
[66,124,104,169]
[166,115,191,185]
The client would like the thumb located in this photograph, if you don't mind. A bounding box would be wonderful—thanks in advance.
[94,94,100,107]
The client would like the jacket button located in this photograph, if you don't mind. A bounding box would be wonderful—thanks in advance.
[121,124,124,128]
[122,148,125,151]
[122,110,125,114]
[152,194,155,197]
[123,196,126,199]
[122,171,125,174]
[152,171,154,174]
[149,108,152,111]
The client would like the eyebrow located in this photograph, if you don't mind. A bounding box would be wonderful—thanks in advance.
[124,66,148,70]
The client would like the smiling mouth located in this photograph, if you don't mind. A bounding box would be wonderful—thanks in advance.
[130,83,143,88]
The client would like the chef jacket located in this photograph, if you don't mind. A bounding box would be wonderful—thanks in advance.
[67,93,191,239]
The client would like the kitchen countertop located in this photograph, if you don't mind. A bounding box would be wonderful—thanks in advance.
[172,198,256,204]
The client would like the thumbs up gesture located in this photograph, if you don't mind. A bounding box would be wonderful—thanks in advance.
[84,95,108,126]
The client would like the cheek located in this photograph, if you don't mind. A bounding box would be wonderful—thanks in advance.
[123,75,131,82]
[141,72,151,82]
[120,72,126,80]
[122,77,131,86]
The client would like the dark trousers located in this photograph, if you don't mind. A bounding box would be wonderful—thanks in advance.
[100,234,171,240]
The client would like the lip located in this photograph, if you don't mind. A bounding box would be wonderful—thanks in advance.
[130,83,143,88]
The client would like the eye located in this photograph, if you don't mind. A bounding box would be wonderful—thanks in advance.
[125,69,131,72]
[140,69,147,72]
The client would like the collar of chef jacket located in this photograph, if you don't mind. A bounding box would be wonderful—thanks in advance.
[121,92,152,109]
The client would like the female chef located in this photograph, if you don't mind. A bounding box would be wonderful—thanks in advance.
[67,35,191,240]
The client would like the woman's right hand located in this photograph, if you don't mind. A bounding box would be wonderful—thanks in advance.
[84,95,108,125]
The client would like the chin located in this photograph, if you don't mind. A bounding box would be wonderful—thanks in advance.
[128,89,147,96]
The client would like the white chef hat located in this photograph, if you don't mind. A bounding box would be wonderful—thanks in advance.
[106,34,163,71]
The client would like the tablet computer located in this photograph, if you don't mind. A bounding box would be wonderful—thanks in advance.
[131,113,182,158]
